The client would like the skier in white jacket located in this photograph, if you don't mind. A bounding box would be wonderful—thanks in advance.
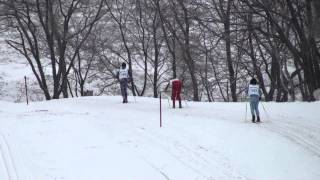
[116,63,131,103]
[248,78,262,123]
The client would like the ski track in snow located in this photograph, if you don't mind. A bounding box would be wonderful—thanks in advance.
[247,103,320,158]
[262,118,320,158]
[0,132,19,180]
[0,97,320,180]
[133,127,250,180]
[85,100,251,180]
[179,101,320,160]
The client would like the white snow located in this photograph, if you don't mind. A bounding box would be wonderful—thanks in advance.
[0,96,320,180]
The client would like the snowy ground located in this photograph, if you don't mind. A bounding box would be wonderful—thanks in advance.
[0,96,320,180]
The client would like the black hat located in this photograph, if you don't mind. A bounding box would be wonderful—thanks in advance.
[250,78,257,85]
[122,63,126,68]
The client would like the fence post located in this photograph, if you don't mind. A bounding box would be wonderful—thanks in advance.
[24,76,29,105]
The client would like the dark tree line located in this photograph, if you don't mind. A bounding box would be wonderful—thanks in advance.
[0,0,319,102]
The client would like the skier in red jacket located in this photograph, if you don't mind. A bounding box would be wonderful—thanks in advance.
[171,79,182,108]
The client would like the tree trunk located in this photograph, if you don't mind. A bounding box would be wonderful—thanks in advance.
[224,0,237,102]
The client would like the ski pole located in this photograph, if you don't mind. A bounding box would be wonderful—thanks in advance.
[181,93,189,108]
[166,96,171,107]
[183,99,189,108]
[261,102,270,122]
[133,95,137,103]
[129,79,136,103]
[161,91,171,107]
[245,99,248,122]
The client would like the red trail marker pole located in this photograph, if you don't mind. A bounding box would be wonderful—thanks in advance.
[24,76,29,105]
[160,92,162,128]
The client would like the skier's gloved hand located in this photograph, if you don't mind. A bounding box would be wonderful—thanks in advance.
[259,97,262,101]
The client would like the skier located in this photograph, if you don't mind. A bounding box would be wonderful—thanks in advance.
[116,63,130,103]
[169,78,183,108]
[247,77,262,123]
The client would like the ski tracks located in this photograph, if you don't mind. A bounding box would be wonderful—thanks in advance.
[0,132,19,180]
[92,106,251,180]
[125,127,250,180]
[261,118,320,158]
[0,130,34,180]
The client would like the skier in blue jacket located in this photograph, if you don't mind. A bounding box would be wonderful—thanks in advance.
[248,78,262,123]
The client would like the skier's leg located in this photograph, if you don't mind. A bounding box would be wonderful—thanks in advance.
[172,99,176,108]
[172,90,176,108]
[249,97,255,122]
[256,100,260,122]
[173,93,176,108]
[177,92,182,108]
[255,101,260,116]
[120,80,125,103]
[249,99,254,116]
[124,79,128,103]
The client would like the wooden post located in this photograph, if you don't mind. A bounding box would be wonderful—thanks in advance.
[24,76,29,105]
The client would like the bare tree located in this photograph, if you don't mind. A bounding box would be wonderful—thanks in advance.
[1,0,319,102]
[1,0,104,100]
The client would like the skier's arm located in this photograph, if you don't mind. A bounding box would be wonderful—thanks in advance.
[127,69,133,83]
[164,82,170,92]
[113,69,120,80]
[245,86,249,97]
[259,89,262,100]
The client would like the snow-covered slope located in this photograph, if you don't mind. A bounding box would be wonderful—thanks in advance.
[0,35,35,102]
[0,96,320,180]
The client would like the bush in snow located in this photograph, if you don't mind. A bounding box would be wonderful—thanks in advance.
[313,89,320,101]
[15,79,44,103]
[0,76,4,96]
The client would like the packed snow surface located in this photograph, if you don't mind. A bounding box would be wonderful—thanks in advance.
[0,96,320,180]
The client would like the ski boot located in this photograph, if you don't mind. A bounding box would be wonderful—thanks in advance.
[257,116,260,123]
[252,115,256,123]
